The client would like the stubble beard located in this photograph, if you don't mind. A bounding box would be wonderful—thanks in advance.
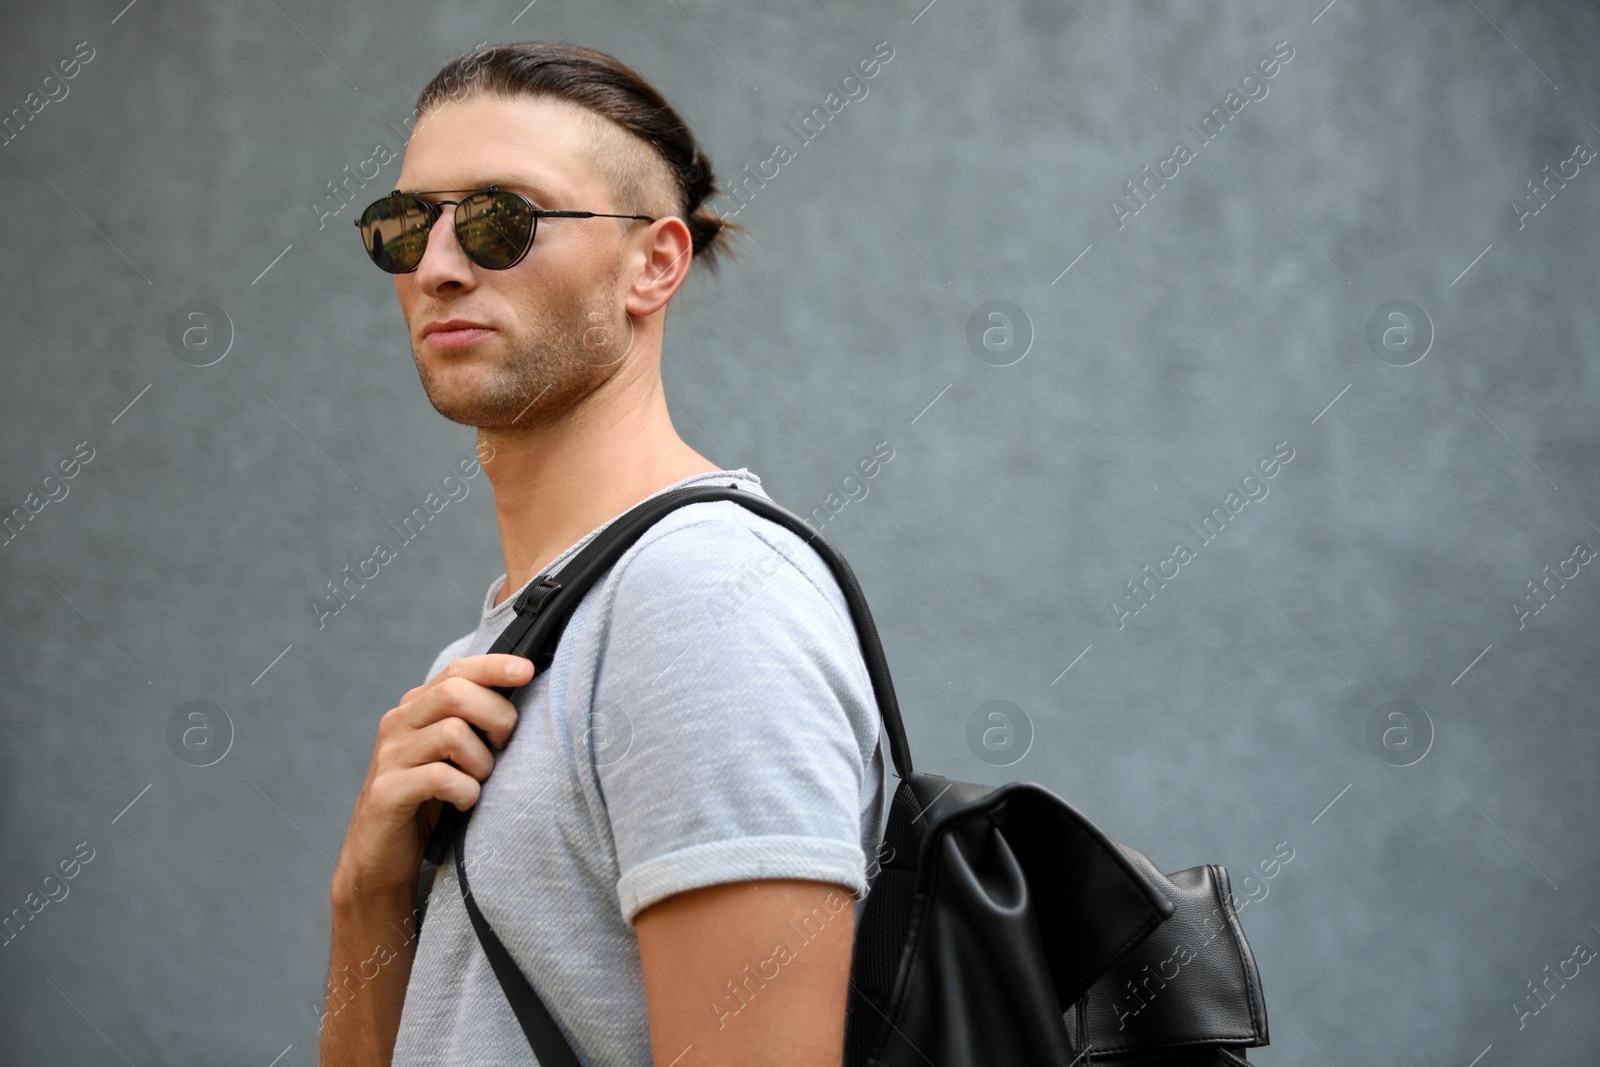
[413,255,631,433]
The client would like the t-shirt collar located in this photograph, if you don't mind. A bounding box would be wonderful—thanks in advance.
[480,467,763,623]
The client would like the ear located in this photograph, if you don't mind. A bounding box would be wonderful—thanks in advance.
[623,216,695,318]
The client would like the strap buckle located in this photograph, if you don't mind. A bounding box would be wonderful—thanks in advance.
[511,574,562,616]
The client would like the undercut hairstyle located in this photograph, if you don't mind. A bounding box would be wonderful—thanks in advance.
[413,41,746,277]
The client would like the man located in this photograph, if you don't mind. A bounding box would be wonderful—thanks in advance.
[319,42,889,1067]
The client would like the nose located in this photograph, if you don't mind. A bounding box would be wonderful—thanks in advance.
[410,201,477,290]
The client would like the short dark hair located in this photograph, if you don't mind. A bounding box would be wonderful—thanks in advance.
[414,41,746,276]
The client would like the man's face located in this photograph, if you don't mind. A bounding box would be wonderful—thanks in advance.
[393,93,641,430]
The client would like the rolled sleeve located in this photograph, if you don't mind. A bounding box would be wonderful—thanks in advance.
[592,512,876,926]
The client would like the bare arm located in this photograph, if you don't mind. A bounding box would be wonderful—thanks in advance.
[635,878,857,1067]
[318,654,534,1066]
[319,883,424,1065]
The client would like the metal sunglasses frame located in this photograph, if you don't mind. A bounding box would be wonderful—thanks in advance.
[354,184,658,273]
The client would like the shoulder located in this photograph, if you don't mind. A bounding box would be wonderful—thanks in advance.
[606,498,849,627]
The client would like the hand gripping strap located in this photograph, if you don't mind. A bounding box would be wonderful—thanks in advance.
[421,600,543,867]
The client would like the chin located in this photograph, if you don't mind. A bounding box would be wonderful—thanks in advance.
[422,381,537,429]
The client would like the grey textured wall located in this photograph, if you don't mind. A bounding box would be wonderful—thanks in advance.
[2,1,1597,1063]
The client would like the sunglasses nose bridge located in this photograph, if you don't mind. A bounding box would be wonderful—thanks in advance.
[409,198,476,271]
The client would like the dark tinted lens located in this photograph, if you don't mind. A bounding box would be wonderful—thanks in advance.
[456,190,534,269]
[359,196,433,273]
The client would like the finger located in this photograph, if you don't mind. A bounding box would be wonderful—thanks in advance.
[373,760,483,817]
[404,674,523,751]
[387,714,497,783]
[430,654,535,693]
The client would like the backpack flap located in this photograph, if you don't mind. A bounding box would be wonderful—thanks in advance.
[1066,850,1270,1064]
[849,774,1176,1067]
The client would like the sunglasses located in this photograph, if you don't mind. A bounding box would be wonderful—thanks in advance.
[354,185,658,274]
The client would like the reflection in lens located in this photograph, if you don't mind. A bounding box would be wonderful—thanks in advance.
[458,191,533,269]
[361,196,432,273]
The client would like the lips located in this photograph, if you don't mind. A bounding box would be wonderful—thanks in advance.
[422,319,493,338]
[422,319,495,349]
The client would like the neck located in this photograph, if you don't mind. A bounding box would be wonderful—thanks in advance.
[477,350,720,610]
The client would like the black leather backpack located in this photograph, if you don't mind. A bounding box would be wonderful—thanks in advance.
[419,482,1271,1066]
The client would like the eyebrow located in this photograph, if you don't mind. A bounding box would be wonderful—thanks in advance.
[399,178,559,203]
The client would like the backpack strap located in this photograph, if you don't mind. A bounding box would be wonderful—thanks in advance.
[451,802,586,1067]
[422,482,912,1063]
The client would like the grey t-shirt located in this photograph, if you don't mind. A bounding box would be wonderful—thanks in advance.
[388,467,889,1066]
